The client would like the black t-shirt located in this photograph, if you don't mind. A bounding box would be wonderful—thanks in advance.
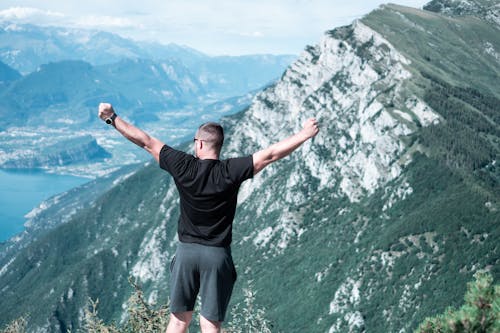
[159,144,254,247]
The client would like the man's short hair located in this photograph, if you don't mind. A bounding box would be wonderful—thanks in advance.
[197,122,224,152]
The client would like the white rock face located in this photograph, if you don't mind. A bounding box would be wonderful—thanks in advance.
[131,207,174,283]
[328,277,365,333]
[228,20,439,208]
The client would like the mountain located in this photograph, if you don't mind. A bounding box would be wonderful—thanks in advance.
[0,22,295,97]
[0,22,204,75]
[181,54,297,97]
[0,60,20,88]
[0,21,294,129]
[0,59,204,128]
[0,1,498,332]
[0,62,261,177]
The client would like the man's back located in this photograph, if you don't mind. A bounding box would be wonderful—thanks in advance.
[159,144,254,247]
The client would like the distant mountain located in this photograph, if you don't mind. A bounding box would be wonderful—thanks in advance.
[0,57,283,129]
[182,54,297,96]
[0,60,20,87]
[0,22,294,131]
[0,22,204,75]
[0,59,203,129]
[0,1,498,332]
[0,21,295,96]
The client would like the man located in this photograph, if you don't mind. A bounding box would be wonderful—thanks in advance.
[98,103,319,333]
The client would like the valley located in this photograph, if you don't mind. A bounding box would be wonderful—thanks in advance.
[0,94,254,178]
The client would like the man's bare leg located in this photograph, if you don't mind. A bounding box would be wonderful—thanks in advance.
[200,315,221,333]
[166,311,193,333]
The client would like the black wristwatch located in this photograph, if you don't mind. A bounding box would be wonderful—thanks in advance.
[105,113,117,125]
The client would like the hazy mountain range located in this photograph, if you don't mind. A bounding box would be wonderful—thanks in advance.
[0,23,294,175]
[0,0,498,332]
[0,23,295,129]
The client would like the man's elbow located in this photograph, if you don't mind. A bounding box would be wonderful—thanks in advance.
[145,137,164,161]
[253,156,275,175]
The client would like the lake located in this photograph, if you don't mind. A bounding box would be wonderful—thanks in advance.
[0,169,89,242]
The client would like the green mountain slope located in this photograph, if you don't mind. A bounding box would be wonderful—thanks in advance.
[0,1,498,332]
[364,3,500,98]
[0,59,203,128]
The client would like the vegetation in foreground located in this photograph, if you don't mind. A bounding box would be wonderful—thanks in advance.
[2,272,497,333]
[0,277,272,333]
[414,271,499,333]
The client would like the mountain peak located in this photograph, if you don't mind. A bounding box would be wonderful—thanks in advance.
[423,0,500,27]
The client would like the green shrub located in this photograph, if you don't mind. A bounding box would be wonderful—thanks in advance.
[81,278,169,333]
[225,286,273,333]
[415,271,499,333]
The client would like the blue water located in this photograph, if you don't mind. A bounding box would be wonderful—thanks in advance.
[0,169,88,242]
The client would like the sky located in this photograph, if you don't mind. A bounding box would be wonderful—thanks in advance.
[0,0,429,56]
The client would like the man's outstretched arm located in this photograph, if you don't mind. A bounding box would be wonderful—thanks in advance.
[98,103,165,163]
[252,118,319,175]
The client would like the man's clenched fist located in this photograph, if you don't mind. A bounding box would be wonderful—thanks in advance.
[98,103,115,122]
[301,118,320,139]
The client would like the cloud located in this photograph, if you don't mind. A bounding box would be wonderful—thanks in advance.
[235,31,264,38]
[0,6,64,21]
[0,6,143,39]
[0,6,140,30]
[75,15,142,30]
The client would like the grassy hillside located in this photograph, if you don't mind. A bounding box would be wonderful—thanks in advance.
[363,4,500,98]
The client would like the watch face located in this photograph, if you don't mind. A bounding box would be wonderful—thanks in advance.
[106,118,112,124]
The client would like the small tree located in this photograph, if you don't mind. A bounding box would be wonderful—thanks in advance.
[225,283,273,333]
[415,271,499,333]
[121,278,169,333]
[81,278,169,333]
[81,299,120,333]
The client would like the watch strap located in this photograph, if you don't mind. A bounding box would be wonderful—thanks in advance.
[105,113,117,125]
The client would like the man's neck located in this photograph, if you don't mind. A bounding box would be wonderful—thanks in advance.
[197,153,219,160]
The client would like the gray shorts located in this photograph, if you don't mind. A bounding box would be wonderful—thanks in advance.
[169,242,237,322]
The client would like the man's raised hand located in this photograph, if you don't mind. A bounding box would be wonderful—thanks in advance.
[301,118,320,140]
[98,103,115,122]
